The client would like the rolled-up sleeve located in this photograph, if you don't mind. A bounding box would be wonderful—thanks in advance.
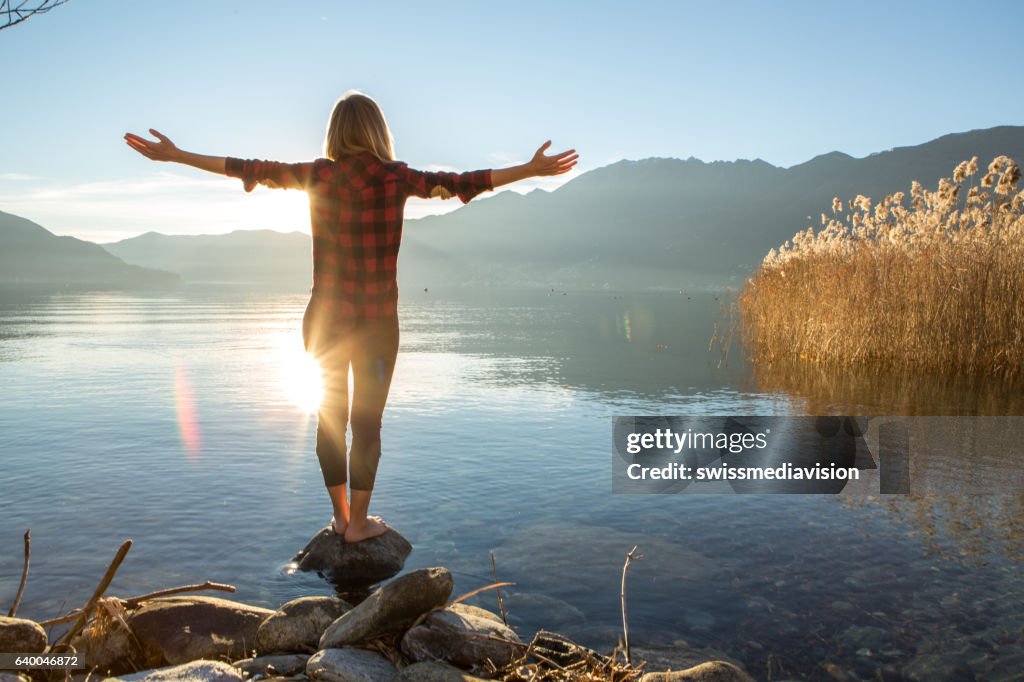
[399,165,493,204]
[225,157,318,192]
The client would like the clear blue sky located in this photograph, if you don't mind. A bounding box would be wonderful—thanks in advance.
[2,0,1022,241]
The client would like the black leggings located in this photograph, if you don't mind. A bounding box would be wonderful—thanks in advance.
[303,303,400,491]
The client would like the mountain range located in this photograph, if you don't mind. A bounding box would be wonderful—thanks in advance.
[398,125,1024,289]
[3,126,1023,291]
[0,210,179,289]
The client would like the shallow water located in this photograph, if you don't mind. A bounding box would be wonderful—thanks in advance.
[0,287,1020,681]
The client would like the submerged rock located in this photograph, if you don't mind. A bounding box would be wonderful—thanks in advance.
[114,659,244,681]
[391,661,491,681]
[306,647,395,681]
[231,653,309,677]
[401,607,522,669]
[127,595,274,668]
[639,661,754,682]
[255,595,352,654]
[501,592,586,631]
[291,525,412,588]
[319,567,452,648]
[0,616,46,653]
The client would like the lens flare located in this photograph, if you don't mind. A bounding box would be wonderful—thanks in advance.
[175,365,202,459]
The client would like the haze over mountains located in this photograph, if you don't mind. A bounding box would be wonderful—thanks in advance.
[103,230,311,286]
[4,126,1023,291]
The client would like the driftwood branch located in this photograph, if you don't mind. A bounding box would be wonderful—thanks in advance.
[7,529,30,617]
[489,551,508,627]
[122,580,236,608]
[620,545,642,666]
[38,580,236,627]
[53,539,132,649]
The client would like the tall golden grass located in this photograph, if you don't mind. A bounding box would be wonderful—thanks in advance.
[739,155,1024,381]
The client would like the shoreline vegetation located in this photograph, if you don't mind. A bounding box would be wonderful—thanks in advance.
[0,529,753,682]
[738,155,1024,382]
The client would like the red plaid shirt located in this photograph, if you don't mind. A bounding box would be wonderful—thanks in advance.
[225,152,492,319]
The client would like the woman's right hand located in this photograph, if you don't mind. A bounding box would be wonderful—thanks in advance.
[124,129,181,162]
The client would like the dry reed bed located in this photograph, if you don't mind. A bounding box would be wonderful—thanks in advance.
[739,155,1024,380]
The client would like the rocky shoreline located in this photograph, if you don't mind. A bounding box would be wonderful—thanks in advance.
[0,526,753,682]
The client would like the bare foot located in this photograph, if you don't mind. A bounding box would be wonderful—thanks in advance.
[343,515,389,543]
[330,516,348,537]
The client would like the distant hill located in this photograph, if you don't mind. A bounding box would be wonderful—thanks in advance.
[104,229,312,288]
[104,227,470,291]
[0,210,180,290]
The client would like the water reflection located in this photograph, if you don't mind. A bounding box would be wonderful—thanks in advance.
[844,493,1024,567]
[399,289,751,401]
[746,356,1024,416]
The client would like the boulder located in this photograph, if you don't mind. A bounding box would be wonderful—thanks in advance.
[113,659,244,681]
[0,616,46,653]
[390,661,491,681]
[255,596,352,654]
[231,652,309,677]
[126,595,274,668]
[306,647,395,681]
[401,607,522,669]
[639,661,755,682]
[291,525,412,588]
[319,568,452,648]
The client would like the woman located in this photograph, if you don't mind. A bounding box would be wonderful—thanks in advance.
[124,90,577,543]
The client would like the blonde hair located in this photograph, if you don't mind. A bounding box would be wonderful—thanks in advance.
[323,90,395,161]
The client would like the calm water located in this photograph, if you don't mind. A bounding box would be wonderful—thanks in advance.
[1,287,1021,681]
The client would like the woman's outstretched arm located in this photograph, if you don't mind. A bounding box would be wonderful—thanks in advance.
[402,141,578,203]
[124,129,316,191]
[124,129,227,174]
[491,141,578,188]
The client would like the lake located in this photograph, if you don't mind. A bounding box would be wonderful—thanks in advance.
[1,286,1021,681]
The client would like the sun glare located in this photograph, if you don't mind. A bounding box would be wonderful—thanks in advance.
[275,332,324,413]
[241,187,313,234]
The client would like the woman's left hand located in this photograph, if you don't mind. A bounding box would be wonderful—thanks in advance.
[527,141,578,177]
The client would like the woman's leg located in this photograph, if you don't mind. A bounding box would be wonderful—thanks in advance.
[345,315,400,542]
[311,313,355,536]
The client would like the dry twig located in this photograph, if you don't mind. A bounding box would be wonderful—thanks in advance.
[620,545,641,666]
[39,580,236,627]
[491,551,509,626]
[53,539,132,649]
[7,529,30,617]
[450,581,515,606]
